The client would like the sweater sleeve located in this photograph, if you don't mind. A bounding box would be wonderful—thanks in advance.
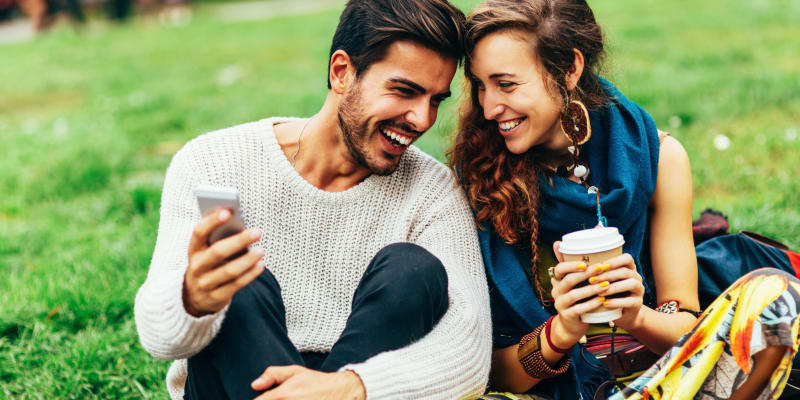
[134,143,228,360]
[340,185,493,399]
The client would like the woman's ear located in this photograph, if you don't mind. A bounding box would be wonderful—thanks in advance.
[329,50,354,94]
[565,48,585,91]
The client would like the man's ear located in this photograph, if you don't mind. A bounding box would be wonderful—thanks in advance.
[329,50,355,94]
[565,48,585,91]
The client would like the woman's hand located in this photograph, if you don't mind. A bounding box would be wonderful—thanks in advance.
[551,243,646,333]
[580,252,646,330]
[550,243,611,342]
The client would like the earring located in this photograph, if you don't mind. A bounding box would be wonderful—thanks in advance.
[560,100,591,145]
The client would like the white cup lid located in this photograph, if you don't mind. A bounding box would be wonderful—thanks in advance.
[559,227,625,255]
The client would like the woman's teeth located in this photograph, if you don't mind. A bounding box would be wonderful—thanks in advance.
[499,118,524,132]
[381,128,412,146]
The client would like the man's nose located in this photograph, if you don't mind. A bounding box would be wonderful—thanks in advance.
[405,100,433,133]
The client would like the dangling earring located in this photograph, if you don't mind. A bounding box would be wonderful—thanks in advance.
[560,100,591,145]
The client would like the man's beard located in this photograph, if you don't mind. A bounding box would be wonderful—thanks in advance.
[337,84,402,176]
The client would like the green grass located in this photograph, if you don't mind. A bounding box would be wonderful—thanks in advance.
[1,0,799,397]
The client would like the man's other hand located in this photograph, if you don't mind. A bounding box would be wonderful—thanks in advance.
[251,366,366,400]
[183,208,265,317]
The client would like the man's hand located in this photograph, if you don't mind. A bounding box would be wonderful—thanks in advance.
[183,208,265,317]
[251,365,366,400]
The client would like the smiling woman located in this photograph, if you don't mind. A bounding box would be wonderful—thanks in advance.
[449,0,800,399]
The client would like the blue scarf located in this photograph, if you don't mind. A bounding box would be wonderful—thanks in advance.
[479,78,660,399]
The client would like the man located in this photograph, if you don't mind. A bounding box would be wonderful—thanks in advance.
[133,0,491,398]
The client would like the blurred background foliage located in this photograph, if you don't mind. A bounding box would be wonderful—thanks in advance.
[0,0,798,397]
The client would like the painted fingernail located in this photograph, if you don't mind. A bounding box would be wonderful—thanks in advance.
[589,276,598,284]
[598,281,610,288]
[577,263,586,271]
[594,265,603,273]
[252,377,265,386]
[598,296,605,302]
[249,229,262,240]
[253,248,265,256]
[218,209,230,221]
[603,264,610,271]
[256,261,265,269]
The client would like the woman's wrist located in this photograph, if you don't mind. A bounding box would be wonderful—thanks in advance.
[550,315,584,350]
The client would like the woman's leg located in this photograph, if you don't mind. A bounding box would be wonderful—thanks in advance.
[611,268,800,400]
[320,242,450,371]
[730,345,789,400]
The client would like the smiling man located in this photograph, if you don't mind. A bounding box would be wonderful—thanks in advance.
[133,1,491,399]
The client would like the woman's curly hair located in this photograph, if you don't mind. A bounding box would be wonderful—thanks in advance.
[448,0,607,299]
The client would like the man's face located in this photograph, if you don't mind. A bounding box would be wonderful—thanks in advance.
[337,40,457,175]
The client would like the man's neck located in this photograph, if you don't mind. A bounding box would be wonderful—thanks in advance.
[274,100,372,192]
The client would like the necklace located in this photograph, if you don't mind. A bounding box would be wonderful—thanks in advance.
[290,116,313,167]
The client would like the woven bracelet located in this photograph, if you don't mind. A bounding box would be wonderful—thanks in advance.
[517,323,571,379]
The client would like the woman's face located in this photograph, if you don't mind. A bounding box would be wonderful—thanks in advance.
[470,30,569,155]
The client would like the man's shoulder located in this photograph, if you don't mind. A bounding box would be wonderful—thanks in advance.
[401,146,457,185]
[183,119,268,153]
[389,146,466,207]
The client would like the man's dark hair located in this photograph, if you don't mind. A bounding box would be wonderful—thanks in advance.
[327,0,466,88]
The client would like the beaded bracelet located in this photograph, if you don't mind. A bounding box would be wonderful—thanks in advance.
[517,323,571,379]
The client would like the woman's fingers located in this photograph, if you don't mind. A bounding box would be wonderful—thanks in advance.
[554,280,609,310]
[558,296,608,321]
[552,241,565,263]
[552,261,588,280]
[600,277,645,298]
[601,253,637,271]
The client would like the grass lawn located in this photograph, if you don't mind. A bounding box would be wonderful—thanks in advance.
[1,0,798,397]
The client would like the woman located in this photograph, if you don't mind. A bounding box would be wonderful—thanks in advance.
[449,1,800,399]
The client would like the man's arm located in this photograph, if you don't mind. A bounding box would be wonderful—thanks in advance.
[339,183,492,399]
[133,143,228,360]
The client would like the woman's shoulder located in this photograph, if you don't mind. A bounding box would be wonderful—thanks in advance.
[657,133,689,168]
[650,132,691,207]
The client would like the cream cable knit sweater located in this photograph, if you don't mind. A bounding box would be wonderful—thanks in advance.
[134,117,492,399]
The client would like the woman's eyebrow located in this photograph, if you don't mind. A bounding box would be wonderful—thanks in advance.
[489,73,516,79]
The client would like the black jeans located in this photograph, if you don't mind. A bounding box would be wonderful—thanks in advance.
[184,243,449,400]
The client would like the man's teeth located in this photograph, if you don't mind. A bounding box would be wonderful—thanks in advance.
[381,128,412,146]
[499,118,524,132]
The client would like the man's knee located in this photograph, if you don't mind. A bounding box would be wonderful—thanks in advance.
[367,242,449,315]
[225,268,283,325]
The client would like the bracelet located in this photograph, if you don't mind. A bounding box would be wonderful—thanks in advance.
[517,323,571,379]
[544,315,574,354]
[656,300,701,317]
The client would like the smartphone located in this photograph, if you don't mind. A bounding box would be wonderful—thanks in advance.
[195,185,246,244]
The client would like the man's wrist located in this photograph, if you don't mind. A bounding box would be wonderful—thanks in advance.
[341,370,366,400]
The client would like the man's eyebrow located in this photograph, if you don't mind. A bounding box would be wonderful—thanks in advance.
[388,77,427,93]
[389,77,451,101]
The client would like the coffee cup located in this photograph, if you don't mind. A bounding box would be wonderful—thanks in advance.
[558,227,625,324]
